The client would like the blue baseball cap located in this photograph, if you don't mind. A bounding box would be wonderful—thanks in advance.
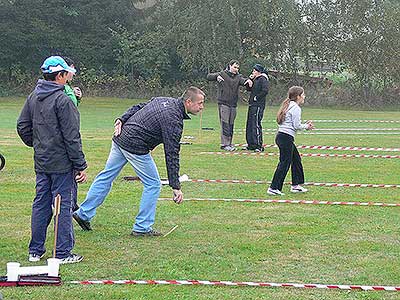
[41,56,76,74]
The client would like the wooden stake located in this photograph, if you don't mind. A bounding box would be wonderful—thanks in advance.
[53,194,61,258]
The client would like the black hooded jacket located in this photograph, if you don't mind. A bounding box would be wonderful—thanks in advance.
[17,79,87,173]
[246,73,269,107]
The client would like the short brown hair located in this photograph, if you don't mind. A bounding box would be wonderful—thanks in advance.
[182,86,205,102]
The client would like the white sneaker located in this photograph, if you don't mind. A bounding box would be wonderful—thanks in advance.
[290,185,308,193]
[59,253,84,264]
[28,253,45,262]
[267,188,285,196]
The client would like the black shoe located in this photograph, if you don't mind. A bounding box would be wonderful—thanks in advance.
[130,229,162,237]
[72,203,80,212]
[73,212,92,231]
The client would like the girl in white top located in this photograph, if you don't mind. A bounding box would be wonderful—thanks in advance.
[267,86,315,195]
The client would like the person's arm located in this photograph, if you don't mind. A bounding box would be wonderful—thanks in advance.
[159,110,183,191]
[56,95,87,172]
[206,71,222,81]
[239,75,253,87]
[291,106,310,131]
[17,96,33,147]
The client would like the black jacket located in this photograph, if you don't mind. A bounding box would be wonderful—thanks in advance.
[17,79,87,174]
[246,74,269,107]
[112,97,190,190]
[207,70,248,107]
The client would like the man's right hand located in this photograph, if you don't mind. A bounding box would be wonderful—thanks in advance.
[75,170,87,184]
[216,75,224,83]
[173,189,183,204]
[114,119,122,136]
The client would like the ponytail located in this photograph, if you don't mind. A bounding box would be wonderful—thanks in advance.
[277,86,304,124]
[276,98,290,124]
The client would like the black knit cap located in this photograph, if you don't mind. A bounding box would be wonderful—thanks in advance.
[253,64,265,73]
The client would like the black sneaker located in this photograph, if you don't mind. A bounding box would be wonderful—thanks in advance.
[73,212,92,231]
[130,229,162,237]
[59,253,84,264]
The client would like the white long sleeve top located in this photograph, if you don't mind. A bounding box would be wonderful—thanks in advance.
[278,101,309,137]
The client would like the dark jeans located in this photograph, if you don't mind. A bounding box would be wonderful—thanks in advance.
[246,105,265,150]
[270,132,304,191]
[29,171,75,259]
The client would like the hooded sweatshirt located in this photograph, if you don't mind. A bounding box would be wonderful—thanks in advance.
[246,73,269,107]
[17,79,87,173]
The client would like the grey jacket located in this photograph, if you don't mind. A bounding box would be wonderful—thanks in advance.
[207,70,248,107]
[17,79,87,173]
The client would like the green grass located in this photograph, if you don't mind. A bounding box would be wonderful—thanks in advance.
[1,97,400,300]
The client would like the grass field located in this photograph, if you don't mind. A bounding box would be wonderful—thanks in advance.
[0,97,399,300]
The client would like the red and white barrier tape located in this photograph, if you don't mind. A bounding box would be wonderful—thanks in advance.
[235,144,400,152]
[201,151,400,159]
[185,179,400,189]
[308,119,400,123]
[123,176,400,189]
[234,131,400,135]
[68,279,400,291]
[158,197,400,207]
[235,128,400,132]
[263,119,400,123]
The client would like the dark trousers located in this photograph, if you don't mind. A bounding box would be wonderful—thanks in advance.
[246,105,265,150]
[29,171,75,259]
[218,104,237,146]
[270,132,304,191]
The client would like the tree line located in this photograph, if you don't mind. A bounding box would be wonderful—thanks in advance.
[1,0,399,106]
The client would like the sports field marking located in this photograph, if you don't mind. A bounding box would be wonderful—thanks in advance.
[158,197,400,207]
[234,144,400,152]
[200,152,400,159]
[68,279,400,292]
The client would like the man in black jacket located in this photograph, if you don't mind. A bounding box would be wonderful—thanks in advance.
[245,64,269,152]
[17,56,87,264]
[207,60,252,151]
[73,86,205,236]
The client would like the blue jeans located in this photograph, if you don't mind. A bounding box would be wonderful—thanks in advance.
[30,171,74,259]
[75,142,161,232]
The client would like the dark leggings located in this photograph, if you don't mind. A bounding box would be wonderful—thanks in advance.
[270,132,304,191]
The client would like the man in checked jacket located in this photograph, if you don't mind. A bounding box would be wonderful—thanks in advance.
[73,86,205,236]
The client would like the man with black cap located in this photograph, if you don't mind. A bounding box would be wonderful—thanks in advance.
[245,64,269,152]
[17,56,87,264]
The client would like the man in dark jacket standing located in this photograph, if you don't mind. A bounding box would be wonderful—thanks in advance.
[245,64,269,152]
[207,60,252,151]
[17,56,87,264]
[73,87,205,236]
